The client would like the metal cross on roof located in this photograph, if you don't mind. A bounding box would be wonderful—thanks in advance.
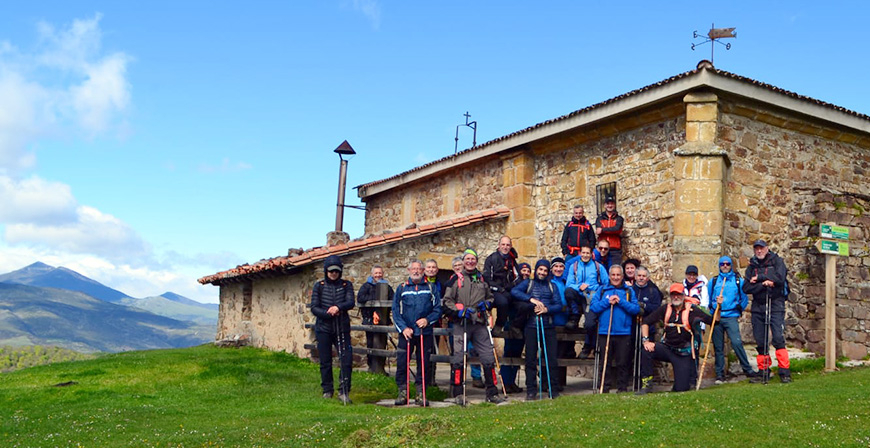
[692,24,736,64]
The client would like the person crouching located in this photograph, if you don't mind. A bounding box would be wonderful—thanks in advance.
[636,283,713,394]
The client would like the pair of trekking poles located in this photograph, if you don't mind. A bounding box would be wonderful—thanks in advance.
[535,315,553,399]
[456,308,508,406]
[404,332,428,407]
[333,319,350,406]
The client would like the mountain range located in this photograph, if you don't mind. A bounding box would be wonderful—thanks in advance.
[0,262,218,352]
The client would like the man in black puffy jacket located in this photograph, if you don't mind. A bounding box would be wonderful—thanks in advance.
[310,255,355,404]
[483,236,519,329]
[743,239,791,384]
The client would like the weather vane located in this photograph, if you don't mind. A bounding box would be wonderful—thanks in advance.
[692,24,736,64]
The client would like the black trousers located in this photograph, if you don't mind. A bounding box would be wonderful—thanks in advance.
[597,334,631,391]
[640,343,696,392]
[396,333,433,392]
[751,296,787,354]
[524,323,558,396]
[316,329,353,395]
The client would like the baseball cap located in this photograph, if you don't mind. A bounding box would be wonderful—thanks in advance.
[753,239,768,248]
[669,283,685,294]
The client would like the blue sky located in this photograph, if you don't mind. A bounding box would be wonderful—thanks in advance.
[0,1,867,303]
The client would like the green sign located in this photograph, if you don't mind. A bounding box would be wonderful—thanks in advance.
[820,223,849,240]
[818,239,849,256]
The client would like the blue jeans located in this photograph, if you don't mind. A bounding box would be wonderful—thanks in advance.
[712,316,753,378]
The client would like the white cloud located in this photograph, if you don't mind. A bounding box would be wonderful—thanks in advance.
[0,175,78,224]
[0,13,131,175]
[4,205,152,263]
[197,157,252,173]
[349,0,382,30]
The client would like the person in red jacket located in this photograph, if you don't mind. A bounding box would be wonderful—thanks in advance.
[595,196,624,267]
[560,205,597,261]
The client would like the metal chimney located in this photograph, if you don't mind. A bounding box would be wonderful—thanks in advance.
[333,140,356,232]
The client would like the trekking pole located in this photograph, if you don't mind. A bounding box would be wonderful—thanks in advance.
[483,310,508,396]
[592,340,600,393]
[406,333,411,407]
[334,319,347,406]
[463,318,468,405]
[696,278,728,390]
[633,316,642,391]
[540,315,552,399]
[599,303,615,394]
[536,315,543,399]
[764,290,771,384]
[420,333,427,407]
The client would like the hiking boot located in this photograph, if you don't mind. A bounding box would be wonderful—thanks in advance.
[750,370,769,383]
[579,346,594,359]
[415,397,430,407]
[780,368,792,384]
[714,376,725,385]
[526,392,538,401]
[486,393,506,404]
[635,376,653,395]
[338,393,352,405]
[472,378,485,389]
[322,391,334,399]
[453,395,468,406]
[504,383,524,394]
[565,315,580,330]
[394,389,408,406]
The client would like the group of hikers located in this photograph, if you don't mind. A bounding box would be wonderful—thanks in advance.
[310,198,792,406]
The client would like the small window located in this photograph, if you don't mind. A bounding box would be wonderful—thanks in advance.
[242,282,253,320]
[595,182,617,216]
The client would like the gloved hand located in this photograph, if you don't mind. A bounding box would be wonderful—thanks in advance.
[477,301,491,313]
[457,308,471,319]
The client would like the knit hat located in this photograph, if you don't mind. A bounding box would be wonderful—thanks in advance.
[550,257,565,266]
[535,259,551,271]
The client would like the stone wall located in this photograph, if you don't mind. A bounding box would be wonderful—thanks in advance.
[717,97,870,358]
[533,117,682,288]
[363,158,504,236]
[217,218,507,359]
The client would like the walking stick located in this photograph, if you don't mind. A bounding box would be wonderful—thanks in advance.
[696,277,728,390]
[483,310,508,396]
[539,315,553,399]
[599,303,615,394]
[420,333,427,406]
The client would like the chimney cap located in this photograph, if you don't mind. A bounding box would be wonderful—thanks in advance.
[334,140,356,156]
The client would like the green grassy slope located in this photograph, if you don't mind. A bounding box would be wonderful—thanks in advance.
[1,345,867,448]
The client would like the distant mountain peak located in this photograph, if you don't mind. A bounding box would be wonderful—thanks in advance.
[24,261,54,271]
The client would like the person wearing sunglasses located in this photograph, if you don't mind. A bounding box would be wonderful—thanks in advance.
[708,255,758,383]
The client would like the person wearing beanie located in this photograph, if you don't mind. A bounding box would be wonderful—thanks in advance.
[708,255,757,383]
[310,254,355,404]
[743,240,792,384]
[442,248,505,404]
[511,259,563,400]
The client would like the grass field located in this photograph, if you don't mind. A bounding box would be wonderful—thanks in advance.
[1,345,868,447]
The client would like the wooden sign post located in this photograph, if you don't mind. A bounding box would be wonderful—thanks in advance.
[816,223,850,372]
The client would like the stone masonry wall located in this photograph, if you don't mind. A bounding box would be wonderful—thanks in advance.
[718,98,870,358]
[533,117,683,288]
[218,218,507,360]
[363,158,504,236]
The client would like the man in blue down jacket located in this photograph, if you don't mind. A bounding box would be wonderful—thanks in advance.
[590,265,640,393]
[310,254,355,404]
[393,259,441,406]
[708,255,757,383]
[511,259,564,400]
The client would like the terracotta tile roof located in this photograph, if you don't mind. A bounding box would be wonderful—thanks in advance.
[357,61,870,192]
[198,206,511,285]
